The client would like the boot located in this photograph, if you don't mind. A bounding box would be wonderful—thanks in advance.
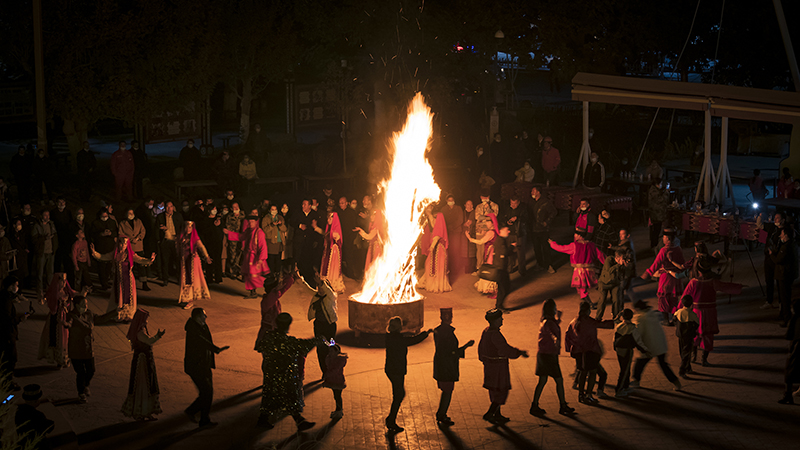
[701,350,710,367]
[691,347,698,363]
[558,403,576,415]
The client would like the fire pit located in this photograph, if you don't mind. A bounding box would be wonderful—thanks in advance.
[348,298,424,337]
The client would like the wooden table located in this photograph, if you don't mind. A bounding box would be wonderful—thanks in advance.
[667,208,765,251]
[175,180,218,200]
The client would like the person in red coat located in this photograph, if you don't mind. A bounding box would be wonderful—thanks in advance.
[478,309,528,425]
[241,215,270,299]
[110,141,135,202]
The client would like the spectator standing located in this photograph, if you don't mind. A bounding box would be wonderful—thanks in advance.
[593,210,616,256]
[215,151,238,193]
[0,225,11,280]
[541,136,561,186]
[645,159,663,181]
[776,167,793,199]
[574,198,597,238]
[50,197,73,282]
[157,202,183,286]
[179,139,203,181]
[223,203,244,280]
[32,210,58,300]
[262,205,287,275]
[441,195,465,279]
[110,141,135,202]
[582,152,605,189]
[199,208,224,285]
[119,209,148,291]
[238,154,258,195]
[749,169,768,201]
[71,229,91,291]
[89,208,117,291]
[0,276,28,390]
[134,198,158,290]
[9,219,29,287]
[771,227,796,328]
[76,142,97,202]
[241,215,270,299]
[762,213,785,310]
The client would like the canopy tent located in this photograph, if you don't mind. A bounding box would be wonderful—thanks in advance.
[570,72,800,206]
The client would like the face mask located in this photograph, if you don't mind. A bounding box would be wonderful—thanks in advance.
[233,208,240,214]
[481,198,489,204]
[311,205,318,211]
[101,216,108,222]
[270,210,277,216]
[23,210,30,216]
[76,214,84,221]
[591,158,598,163]
[447,201,455,206]
[15,224,22,232]
[477,150,483,156]
[222,209,229,216]
[10,284,18,294]
[580,207,588,212]
[182,206,190,212]
[148,204,153,209]
[58,205,65,211]
[227,195,234,200]
[127,214,135,220]
[210,209,217,216]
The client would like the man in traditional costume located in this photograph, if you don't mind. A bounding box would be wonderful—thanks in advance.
[433,307,474,426]
[478,309,528,425]
[549,230,606,305]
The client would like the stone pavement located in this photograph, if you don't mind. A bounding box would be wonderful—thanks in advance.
[11,225,800,450]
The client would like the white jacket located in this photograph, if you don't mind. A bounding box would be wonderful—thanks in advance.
[308,280,338,324]
[633,309,668,356]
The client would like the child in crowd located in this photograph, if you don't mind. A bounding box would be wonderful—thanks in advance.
[613,308,648,397]
[71,229,92,291]
[323,343,347,419]
[673,295,699,378]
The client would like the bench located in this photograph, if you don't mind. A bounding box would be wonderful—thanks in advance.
[253,176,299,192]
[175,180,218,200]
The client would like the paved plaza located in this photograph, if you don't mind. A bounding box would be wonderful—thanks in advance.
[11,224,800,450]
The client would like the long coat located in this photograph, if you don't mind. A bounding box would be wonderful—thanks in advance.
[478,327,524,392]
[433,324,466,382]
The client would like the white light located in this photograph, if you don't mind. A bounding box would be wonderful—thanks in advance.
[753,203,759,209]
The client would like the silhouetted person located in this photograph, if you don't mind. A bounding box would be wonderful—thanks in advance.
[184,307,229,428]
[76,142,97,202]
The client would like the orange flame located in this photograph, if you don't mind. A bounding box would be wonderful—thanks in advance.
[351,93,440,304]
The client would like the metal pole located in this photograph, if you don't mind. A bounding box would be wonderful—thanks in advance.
[704,109,712,203]
[573,101,590,187]
[773,0,800,91]
[32,0,47,152]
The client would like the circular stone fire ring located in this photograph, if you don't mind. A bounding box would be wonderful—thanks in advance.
[348,298,424,337]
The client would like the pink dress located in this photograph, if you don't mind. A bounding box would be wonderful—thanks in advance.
[242,227,270,291]
[681,278,742,351]
[178,230,210,304]
[419,213,452,293]
[645,245,685,314]
[321,213,345,293]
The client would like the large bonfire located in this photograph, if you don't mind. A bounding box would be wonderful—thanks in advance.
[350,93,441,305]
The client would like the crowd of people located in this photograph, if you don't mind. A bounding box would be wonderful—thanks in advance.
[3,133,800,447]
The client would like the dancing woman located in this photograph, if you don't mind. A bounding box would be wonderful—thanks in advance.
[419,213,452,293]
[177,221,212,309]
[320,212,344,293]
[466,213,499,295]
[121,309,164,421]
[91,236,154,322]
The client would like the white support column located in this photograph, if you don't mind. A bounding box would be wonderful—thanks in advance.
[715,117,732,207]
[573,101,591,187]
[704,109,712,203]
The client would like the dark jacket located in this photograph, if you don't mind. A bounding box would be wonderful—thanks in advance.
[500,204,529,238]
[385,330,430,375]
[76,149,97,176]
[184,318,221,374]
[89,218,117,254]
[131,148,147,177]
[156,212,184,242]
[529,196,557,233]
[771,239,797,281]
[433,324,466,382]
[583,161,605,188]
[494,236,509,271]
